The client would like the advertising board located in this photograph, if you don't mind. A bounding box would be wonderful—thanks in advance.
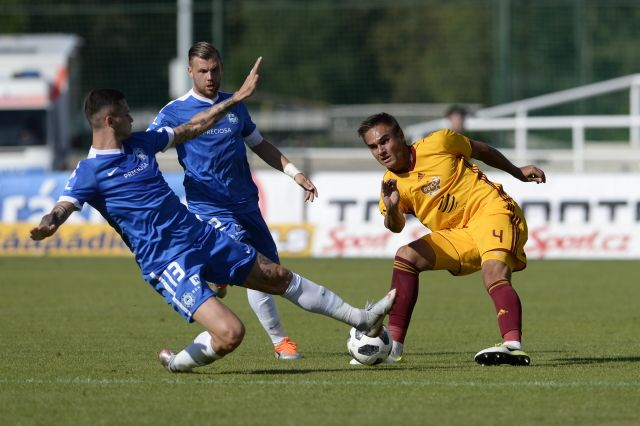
[1,170,638,258]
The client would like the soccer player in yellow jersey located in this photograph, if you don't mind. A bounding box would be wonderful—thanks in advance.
[358,112,546,366]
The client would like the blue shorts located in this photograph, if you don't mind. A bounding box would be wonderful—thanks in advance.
[196,208,279,263]
[146,225,257,322]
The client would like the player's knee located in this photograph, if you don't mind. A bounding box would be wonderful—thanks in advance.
[481,258,512,289]
[217,322,245,352]
[271,264,292,293]
[244,254,292,294]
[396,244,434,271]
[396,245,412,260]
[228,325,245,350]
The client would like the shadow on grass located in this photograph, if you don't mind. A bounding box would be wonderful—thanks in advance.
[412,351,469,356]
[185,350,503,376]
[207,357,475,375]
[207,365,412,375]
[550,356,640,365]
[321,351,469,357]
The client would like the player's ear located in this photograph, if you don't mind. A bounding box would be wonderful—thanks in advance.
[397,128,405,142]
[104,114,113,128]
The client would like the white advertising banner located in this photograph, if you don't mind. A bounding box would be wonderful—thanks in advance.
[286,171,640,259]
[253,170,305,223]
[488,172,640,259]
[3,170,637,258]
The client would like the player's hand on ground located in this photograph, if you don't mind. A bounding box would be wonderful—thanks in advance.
[294,173,318,202]
[29,223,58,241]
[381,179,400,209]
[519,165,546,184]
[232,57,262,103]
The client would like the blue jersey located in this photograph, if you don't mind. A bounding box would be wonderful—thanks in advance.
[148,89,263,216]
[60,130,209,279]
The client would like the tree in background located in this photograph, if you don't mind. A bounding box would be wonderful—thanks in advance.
[223,2,389,104]
[370,3,492,104]
[2,0,640,114]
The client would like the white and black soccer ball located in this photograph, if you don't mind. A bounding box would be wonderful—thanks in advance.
[347,326,392,365]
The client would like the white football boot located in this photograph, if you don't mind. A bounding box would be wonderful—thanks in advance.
[358,289,397,337]
[157,348,189,373]
[474,343,531,366]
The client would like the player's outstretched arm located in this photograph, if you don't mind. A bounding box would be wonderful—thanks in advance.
[29,201,76,240]
[172,56,262,145]
[470,139,546,184]
[382,179,405,233]
[250,140,319,202]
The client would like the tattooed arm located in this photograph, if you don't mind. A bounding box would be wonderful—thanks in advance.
[172,57,262,146]
[30,201,76,241]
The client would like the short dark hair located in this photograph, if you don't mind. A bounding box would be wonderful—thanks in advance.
[83,89,126,127]
[445,104,467,117]
[188,41,222,65]
[357,112,402,139]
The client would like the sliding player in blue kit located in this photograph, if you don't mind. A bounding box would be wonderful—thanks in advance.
[30,58,395,373]
[148,42,317,360]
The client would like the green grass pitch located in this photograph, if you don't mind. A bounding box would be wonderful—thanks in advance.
[1,257,638,425]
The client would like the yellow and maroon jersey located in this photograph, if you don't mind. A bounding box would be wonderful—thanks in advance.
[379,129,514,231]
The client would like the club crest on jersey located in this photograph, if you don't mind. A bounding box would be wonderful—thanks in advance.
[133,148,147,162]
[227,112,239,124]
[421,176,441,196]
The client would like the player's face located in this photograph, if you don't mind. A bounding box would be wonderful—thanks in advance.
[189,56,222,99]
[363,123,410,171]
[448,112,465,133]
[107,100,133,140]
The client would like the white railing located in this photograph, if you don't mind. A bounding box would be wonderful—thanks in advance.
[405,74,640,172]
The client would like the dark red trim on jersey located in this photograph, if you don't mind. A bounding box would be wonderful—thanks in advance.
[463,158,521,254]
[409,145,417,171]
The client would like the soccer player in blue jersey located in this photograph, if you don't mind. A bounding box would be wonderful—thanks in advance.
[29,60,395,373]
[148,42,317,360]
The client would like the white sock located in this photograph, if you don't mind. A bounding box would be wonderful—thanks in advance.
[171,331,222,372]
[282,273,364,327]
[247,289,287,346]
[504,340,522,349]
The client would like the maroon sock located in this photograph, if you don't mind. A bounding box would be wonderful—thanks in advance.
[387,256,420,343]
[487,281,522,341]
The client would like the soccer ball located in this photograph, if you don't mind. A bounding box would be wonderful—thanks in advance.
[347,326,393,365]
